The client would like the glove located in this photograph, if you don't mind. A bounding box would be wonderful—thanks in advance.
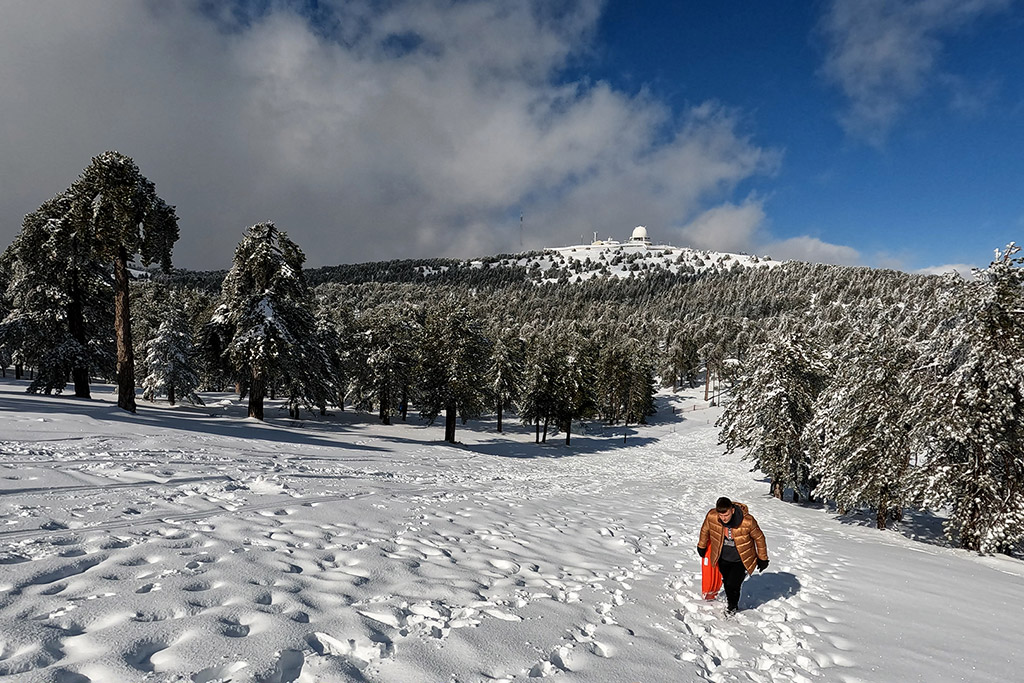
[756,558,769,572]
[697,546,706,558]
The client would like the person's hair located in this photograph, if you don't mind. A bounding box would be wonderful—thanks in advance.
[715,497,733,512]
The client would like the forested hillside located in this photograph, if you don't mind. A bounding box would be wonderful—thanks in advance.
[3,195,1022,555]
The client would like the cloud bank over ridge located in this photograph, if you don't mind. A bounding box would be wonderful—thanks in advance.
[1,0,864,269]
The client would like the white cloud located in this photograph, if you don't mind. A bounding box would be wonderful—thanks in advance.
[818,0,1011,145]
[763,236,861,266]
[674,199,861,266]
[0,0,794,270]
[676,200,766,254]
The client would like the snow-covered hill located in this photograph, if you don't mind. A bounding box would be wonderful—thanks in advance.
[457,244,778,285]
[1,379,1020,682]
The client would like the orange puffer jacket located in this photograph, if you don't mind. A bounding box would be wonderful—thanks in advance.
[698,502,768,575]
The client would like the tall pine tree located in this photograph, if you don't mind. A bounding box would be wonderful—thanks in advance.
[718,330,825,501]
[210,222,325,420]
[67,152,179,412]
[553,326,599,446]
[908,245,1024,552]
[488,326,526,433]
[348,305,419,425]
[0,192,114,395]
[806,327,915,528]
[418,298,489,443]
[520,329,561,443]
[143,303,204,406]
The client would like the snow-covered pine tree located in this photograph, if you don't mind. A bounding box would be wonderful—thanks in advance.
[907,245,1024,553]
[392,305,423,422]
[348,306,419,425]
[366,313,401,423]
[211,222,326,420]
[624,341,657,430]
[418,298,490,443]
[595,336,629,424]
[0,192,114,395]
[131,281,181,386]
[806,327,916,528]
[595,333,656,430]
[281,337,335,420]
[718,330,825,501]
[197,284,240,394]
[520,329,560,443]
[660,324,700,390]
[0,252,10,377]
[312,288,356,414]
[341,321,374,415]
[488,326,526,433]
[66,152,179,412]
[552,326,599,446]
[0,245,16,380]
[142,303,203,406]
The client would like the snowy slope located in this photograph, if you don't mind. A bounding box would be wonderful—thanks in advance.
[0,378,1021,682]
[461,246,777,285]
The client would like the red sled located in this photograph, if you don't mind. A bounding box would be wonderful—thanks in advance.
[701,556,722,600]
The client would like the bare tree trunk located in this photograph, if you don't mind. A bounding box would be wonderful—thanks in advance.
[496,398,504,433]
[70,367,90,396]
[877,491,889,530]
[248,371,266,420]
[379,385,391,425]
[565,420,571,446]
[114,246,136,413]
[444,400,457,443]
[167,382,176,406]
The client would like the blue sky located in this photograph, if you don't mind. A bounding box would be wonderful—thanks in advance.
[2,0,1022,273]
[589,0,1024,273]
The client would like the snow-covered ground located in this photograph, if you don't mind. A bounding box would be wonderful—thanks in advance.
[1,378,1022,683]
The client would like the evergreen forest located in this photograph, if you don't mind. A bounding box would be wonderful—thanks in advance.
[3,153,1023,557]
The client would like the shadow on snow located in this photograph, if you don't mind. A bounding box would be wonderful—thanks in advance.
[743,571,802,609]
[0,378,672,459]
[455,433,659,459]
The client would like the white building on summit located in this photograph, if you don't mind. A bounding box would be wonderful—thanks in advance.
[532,223,776,284]
[551,225,666,255]
[627,225,651,245]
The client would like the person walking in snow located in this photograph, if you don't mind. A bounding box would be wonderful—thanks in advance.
[697,496,769,615]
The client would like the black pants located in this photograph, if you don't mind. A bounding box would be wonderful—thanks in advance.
[718,559,747,610]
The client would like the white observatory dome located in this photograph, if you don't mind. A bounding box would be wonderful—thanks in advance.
[630,225,649,241]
